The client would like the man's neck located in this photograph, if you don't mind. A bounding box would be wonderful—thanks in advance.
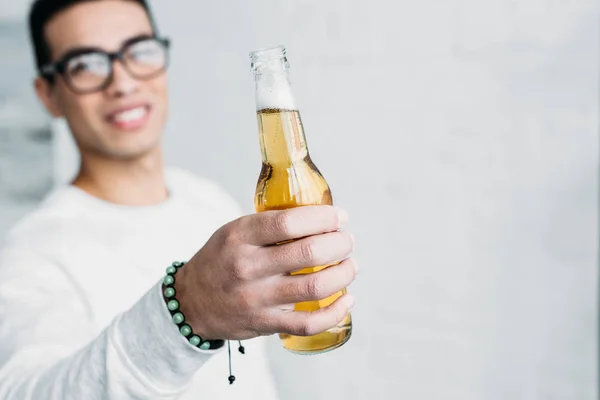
[73,148,168,207]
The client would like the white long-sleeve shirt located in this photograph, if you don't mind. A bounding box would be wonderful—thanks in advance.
[0,167,280,399]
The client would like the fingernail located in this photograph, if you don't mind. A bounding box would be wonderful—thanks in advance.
[336,208,349,227]
[353,259,359,275]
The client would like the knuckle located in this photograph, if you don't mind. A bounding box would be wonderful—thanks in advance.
[305,275,324,299]
[237,288,257,311]
[300,239,316,262]
[217,225,235,247]
[223,223,241,245]
[298,321,318,337]
[274,210,292,236]
[230,257,252,281]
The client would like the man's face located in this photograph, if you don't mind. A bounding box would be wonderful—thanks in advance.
[36,0,168,160]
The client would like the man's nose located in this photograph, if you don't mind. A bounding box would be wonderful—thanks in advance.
[105,60,139,98]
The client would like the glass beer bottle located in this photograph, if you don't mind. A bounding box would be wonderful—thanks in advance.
[249,46,352,354]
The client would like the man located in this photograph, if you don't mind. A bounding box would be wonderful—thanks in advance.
[0,0,357,399]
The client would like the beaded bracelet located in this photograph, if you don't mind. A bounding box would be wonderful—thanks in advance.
[162,261,225,351]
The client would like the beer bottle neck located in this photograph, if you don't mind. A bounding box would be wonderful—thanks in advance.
[250,46,309,166]
[256,108,308,165]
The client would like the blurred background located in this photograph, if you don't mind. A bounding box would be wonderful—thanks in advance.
[0,0,598,399]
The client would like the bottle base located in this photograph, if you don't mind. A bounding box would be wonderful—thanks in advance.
[279,315,352,355]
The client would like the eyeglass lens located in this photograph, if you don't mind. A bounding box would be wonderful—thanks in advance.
[65,38,167,92]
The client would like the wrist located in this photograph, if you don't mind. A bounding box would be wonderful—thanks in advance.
[168,262,210,338]
[162,262,224,350]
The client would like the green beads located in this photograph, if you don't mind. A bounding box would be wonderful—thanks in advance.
[189,335,201,346]
[199,341,211,350]
[180,324,192,337]
[167,299,179,311]
[164,260,221,352]
[164,287,176,298]
[166,266,177,275]
[172,312,185,324]
[163,275,174,286]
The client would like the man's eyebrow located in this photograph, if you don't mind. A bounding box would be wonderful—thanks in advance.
[53,33,156,65]
[121,33,156,47]
[55,46,104,65]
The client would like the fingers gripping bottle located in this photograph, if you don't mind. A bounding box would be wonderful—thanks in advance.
[249,46,352,354]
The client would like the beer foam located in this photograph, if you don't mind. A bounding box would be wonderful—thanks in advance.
[255,75,297,111]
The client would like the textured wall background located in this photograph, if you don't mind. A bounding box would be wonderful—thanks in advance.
[2,1,599,399]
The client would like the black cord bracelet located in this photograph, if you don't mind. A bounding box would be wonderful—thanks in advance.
[162,261,225,351]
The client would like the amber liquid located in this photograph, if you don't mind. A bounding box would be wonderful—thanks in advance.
[254,108,352,354]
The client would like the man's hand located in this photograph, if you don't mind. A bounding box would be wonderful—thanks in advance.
[174,205,357,340]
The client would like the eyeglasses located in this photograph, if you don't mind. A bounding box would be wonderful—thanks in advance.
[40,36,170,94]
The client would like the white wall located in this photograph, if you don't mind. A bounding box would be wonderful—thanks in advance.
[0,14,53,237]
[49,0,598,398]
[148,1,599,399]
[0,1,30,22]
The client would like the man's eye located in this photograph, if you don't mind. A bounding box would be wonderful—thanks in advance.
[132,47,159,57]
[128,41,164,64]
[69,62,90,75]
[67,54,108,76]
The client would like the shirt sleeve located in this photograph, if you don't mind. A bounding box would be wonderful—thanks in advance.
[0,245,219,400]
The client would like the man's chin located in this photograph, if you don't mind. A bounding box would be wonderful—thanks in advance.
[85,140,162,162]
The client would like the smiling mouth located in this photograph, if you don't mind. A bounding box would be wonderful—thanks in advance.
[106,105,152,130]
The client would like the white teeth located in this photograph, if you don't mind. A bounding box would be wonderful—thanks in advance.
[113,107,147,123]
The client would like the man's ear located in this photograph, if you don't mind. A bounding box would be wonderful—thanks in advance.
[34,76,63,118]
